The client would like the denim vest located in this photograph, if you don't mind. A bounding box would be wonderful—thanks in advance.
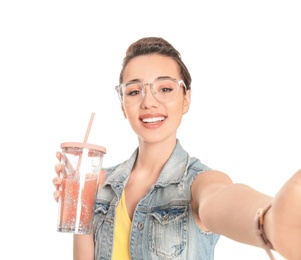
[93,140,219,260]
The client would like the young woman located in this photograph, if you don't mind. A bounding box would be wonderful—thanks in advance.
[53,37,301,260]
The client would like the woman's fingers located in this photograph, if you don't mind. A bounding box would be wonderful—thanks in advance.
[55,162,65,177]
[53,176,62,186]
[53,176,62,202]
[53,190,60,202]
[55,163,61,175]
[53,152,63,202]
[56,151,62,162]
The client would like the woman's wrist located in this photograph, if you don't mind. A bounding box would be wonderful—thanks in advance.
[254,202,275,259]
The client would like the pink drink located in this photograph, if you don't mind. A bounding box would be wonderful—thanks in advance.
[58,177,98,233]
[57,142,106,234]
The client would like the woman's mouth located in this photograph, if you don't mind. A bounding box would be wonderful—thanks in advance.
[141,117,165,124]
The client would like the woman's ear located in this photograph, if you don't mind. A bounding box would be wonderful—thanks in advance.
[182,90,191,114]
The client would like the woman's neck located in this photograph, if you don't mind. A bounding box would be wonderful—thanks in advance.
[134,137,177,176]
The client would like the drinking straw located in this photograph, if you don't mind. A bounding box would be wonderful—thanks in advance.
[75,112,95,233]
[84,112,95,143]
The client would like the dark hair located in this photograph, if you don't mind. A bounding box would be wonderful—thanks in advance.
[119,37,191,90]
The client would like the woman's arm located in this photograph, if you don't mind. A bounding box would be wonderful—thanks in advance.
[192,170,271,245]
[191,169,301,259]
[73,234,94,260]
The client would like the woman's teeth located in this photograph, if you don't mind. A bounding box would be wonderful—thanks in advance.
[142,117,164,123]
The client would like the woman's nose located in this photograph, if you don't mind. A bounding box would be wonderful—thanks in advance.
[140,84,159,108]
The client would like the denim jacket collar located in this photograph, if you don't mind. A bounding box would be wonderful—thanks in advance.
[156,139,189,187]
[104,139,189,191]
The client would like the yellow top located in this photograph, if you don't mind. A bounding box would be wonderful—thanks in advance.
[112,190,131,259]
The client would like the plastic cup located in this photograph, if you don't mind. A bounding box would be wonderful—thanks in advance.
[57,142,106,234]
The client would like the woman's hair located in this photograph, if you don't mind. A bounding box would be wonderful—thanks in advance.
[119,37,192,90]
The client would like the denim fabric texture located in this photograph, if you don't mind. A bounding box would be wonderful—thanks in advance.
[93,139,220,260]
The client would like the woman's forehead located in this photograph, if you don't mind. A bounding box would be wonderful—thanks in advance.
[123,54,180,82]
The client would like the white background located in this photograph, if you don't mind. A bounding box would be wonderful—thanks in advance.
[0,1,300,259]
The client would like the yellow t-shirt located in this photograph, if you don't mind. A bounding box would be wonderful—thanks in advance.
[112,190,131,259]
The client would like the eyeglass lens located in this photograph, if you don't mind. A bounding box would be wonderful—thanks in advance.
[121,79,180,105]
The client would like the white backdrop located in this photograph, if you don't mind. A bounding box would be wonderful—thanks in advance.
[0,1,300,259]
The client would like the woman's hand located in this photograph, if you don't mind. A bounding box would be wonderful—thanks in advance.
[269,169,301,259]
[53,151,63,202]
[52,151,107,202]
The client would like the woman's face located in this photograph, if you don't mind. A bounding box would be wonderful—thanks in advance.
[121,54,190,144]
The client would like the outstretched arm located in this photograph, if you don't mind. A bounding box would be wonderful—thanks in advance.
[191,169,301,259]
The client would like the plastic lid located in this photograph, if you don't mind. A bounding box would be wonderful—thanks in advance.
[60,142,106,154]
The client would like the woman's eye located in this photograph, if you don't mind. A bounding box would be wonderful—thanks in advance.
[127,90,140,96]
[125,84,142,96]
[160,88,173,93]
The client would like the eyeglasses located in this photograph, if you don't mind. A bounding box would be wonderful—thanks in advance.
[115,77,187,106]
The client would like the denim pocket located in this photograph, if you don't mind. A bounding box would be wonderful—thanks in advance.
[148,205,188,259]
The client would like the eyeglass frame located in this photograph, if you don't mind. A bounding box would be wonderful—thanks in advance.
[115,76,188,105]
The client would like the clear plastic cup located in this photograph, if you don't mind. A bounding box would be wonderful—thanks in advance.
[57,142,106,234]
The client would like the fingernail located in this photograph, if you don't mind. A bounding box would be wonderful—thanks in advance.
[53,177,62,185]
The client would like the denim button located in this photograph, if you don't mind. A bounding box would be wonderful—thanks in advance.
[137,222,144,230]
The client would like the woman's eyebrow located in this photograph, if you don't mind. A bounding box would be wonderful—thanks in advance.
[156,76,176,81]
[125,76,176,85]
[125,78,141,84]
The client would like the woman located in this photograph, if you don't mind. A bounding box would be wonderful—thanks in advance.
[53,37,301,260]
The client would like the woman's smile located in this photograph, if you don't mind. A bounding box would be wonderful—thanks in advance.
[139,114,166,128]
